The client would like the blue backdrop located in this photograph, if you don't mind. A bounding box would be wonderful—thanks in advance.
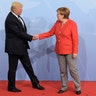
[0,0,96,81]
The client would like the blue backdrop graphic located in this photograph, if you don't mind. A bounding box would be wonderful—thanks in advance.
[0,0,96,81]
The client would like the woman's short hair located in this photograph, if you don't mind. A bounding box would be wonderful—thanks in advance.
[11,1,23,11]
[57,7,70,19]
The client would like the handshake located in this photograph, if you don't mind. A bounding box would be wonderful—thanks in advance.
[33,34,39,40]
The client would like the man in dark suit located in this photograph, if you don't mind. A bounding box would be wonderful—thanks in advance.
[5,1,44,92]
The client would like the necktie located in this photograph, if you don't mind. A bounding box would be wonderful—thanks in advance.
[18,16,24,27]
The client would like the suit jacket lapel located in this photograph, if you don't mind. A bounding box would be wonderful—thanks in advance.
[18,16,26,31]
[10,12,26,31]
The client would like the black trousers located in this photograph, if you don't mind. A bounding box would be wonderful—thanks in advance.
[8,51,39,88]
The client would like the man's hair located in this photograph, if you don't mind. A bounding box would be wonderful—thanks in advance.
[11,1,23,11]
[57,7,70,19]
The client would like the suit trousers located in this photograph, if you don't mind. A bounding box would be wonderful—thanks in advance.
[8,51,39,88]
[57,54,81,91]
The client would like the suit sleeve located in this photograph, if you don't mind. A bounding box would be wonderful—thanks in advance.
[5,18,32,42]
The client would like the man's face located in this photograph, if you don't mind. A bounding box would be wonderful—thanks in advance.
[17,6,22,15]
[14,6,22,15]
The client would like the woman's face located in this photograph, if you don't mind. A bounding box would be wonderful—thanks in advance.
[57,11,64,21]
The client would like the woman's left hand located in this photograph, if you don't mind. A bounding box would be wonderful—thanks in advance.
[72,54,78,58]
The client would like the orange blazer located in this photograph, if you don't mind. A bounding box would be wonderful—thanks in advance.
[39,19,78,54]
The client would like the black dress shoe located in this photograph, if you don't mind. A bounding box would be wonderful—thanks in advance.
[76,90,81,95]
[58,88,68,94]
[8,87,21,92]
[58,90,64,94]
[33,84,45,90]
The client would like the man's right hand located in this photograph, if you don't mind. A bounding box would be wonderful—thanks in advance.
[33,34,39,40]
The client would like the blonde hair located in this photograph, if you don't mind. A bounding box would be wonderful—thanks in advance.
[11,1,23,11]
[57,7,70,19]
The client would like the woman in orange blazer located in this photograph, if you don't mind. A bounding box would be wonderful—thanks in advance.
[34,7,81,95]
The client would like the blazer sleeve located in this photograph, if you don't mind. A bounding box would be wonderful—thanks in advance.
[5,16,32,42]
[39,21,58,39]
[71,21,78,54]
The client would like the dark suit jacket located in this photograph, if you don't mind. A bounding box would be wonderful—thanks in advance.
[5,12,33,55]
